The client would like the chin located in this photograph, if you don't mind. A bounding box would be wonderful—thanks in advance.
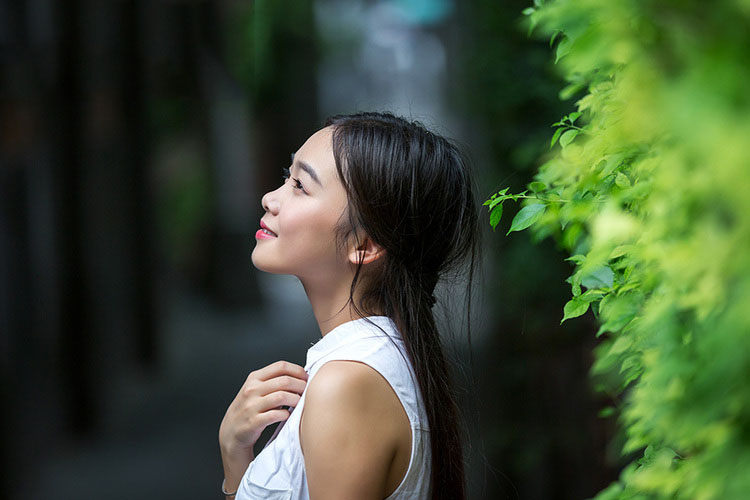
[251,248,267,271]
[250,247,265,271]
[251,248,283,274]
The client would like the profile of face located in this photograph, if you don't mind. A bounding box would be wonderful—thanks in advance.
[251,127,351,285]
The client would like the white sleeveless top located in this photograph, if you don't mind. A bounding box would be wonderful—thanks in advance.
[235,316,432,499]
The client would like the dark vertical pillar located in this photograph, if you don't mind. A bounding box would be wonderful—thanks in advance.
[0,12,32,496]
[0,148,31,500]
[121,0,157,368]
[57,0,95,434]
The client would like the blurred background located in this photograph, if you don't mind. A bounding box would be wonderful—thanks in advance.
[1,0,619,498]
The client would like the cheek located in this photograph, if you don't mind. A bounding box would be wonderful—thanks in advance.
[288,208,346,258]
[295,214,340,250]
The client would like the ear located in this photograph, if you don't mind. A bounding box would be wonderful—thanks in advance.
[347,237,385,266]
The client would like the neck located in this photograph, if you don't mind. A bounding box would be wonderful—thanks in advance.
[300,274,367,336]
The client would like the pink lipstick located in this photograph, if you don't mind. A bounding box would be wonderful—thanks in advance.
[256,220,278,240]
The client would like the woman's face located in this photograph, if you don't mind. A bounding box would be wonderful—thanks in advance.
[251,126,351,283]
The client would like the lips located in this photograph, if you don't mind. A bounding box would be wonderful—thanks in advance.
[259,220,278,237]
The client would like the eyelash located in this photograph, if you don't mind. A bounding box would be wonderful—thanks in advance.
[282,167,305,192]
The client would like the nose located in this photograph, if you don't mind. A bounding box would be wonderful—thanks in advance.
[261,186,281,215]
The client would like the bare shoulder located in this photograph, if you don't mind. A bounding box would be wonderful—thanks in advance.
[305,360,390,409]
[300,360,410,500]
[301,360,403,446]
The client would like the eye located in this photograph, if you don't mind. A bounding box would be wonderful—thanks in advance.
[282,167,306,193]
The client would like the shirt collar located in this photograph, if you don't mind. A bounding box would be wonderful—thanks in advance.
[304,315,397,372]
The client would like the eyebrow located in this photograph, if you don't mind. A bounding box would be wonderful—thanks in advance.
[291,153,323,187]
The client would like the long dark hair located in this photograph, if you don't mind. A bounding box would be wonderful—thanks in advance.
[324,112,479,500]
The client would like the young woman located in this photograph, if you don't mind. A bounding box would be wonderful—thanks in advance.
[219,112,479,500]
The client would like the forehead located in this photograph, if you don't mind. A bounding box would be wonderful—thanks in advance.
[295,126,338,185]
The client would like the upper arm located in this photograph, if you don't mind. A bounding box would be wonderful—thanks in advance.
[300,361,402,500]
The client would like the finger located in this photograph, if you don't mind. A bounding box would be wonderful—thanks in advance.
[260,391,302,411]
[252,360,308,382]
[259,408,294,428]
[260,375,307,397]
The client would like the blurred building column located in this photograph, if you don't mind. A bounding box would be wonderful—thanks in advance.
[121,0,158,369]
[56,0,95,436]
[53,0,159,434]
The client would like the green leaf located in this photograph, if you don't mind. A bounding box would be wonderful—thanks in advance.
[566,271,582,296]
[555,37,572,64]
[566,254,587,265]
[492,187,509,198]
[521,7,535,15]
[581,265,615,289]
[600,153,627,177]
[598,406,616,418]
[568,111,582,123]
[529,181,546,193]
[549,30,561,47]
[550,127,563,148]
[526,14,538,36]
[562,296,590,323]
[489,203,503,231]
[506,204,546,235]
[615,172,631,188]
[619,354,640,374]
[609,245,631,259]
[608,332,632,354]
[559,129,579,148]
[485,188,509,209]
[596,292,641,335]
[580,289,606,303]
[488,196,504,210]
[559,82,584,100]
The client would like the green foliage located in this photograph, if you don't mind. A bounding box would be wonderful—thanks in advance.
[490,1,750,498]
[226,0,316,109]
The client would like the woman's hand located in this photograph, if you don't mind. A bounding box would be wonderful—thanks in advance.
[219,360,308,494]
